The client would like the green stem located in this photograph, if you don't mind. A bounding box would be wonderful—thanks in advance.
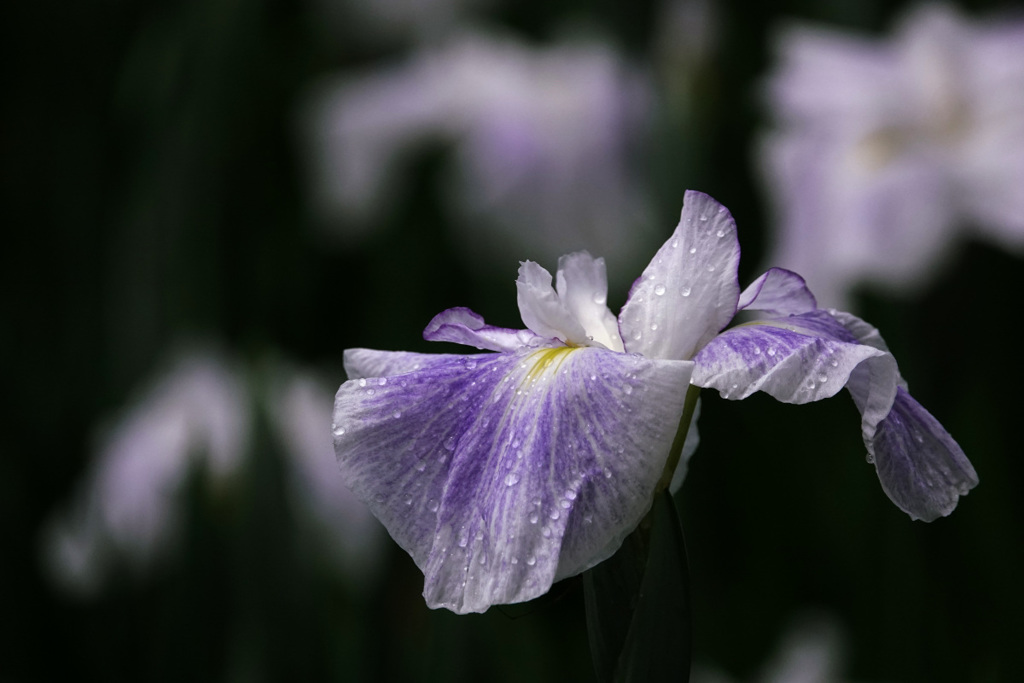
[655,384,702,493]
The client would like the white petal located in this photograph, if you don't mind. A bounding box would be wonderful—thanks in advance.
[516,260,589,345]
[618,190,741,360]
[555,252,624,351]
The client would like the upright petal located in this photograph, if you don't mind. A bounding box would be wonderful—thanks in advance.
[867,387,978,521]
[738,268,817,315]
[555,252,624,351]
[619,190,741,360]
[424,307,545,352]
[333,347,693,613]
[517,261,589,345]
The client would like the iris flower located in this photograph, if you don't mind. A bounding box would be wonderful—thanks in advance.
[333,190,977,614]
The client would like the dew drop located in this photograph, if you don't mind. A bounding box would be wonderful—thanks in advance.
[393,410,402,419]
[358,379,367,387]
[465,359,477,370]
[526,556,536,566]
[504,473,520,487]
[404,496,412,506]
[706,264,716,272]
[603,468,613,479]
[592,292,607,305]
[367,388,375,396]
[444,436,456,451]
[458,530,469,548]
[865,453,875,464]
[633,330,642,341]
[564,489,577,501]
[818,374,828,383]
[590,374,597,381]
[699,214,708,222]
[427,499,439,512]
[671,238,679,248]
[753,347,761,355]
[560,499,571,509]
[529,512,539,524]
[654,284,666,296]
[415,460,427,472]
[549,509,560,520]
[378,377,388,386]
[680,287,691,297]
[830,359,839,367]
[624,385,633,395]
[650,323,658,331]
[716,229,725,237]
[583,515,593,524]
[688,246,697,254]
[767,347,776,356]
[332,426,345,436]
[542,527,552,538]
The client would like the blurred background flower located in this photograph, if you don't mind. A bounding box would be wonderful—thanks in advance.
[760,3,1024,308]
[303,31,659,276]
[6,0,1023,680]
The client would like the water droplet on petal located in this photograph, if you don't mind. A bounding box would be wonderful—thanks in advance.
[680,287,691,297]
[592,292,607,305]
[526,556,536,566]
[706,264,716,272]
[818,374,828,383]
[378,377,388,386]
[671,238,679,248]
[633,330,642,341]
[865,453,875,464]
[393,411,402,419]
[624,384,633,395]
[688,246,697,254]
[358,379,367,387]
[654,284,666,296]
[427,499,439,512]
[767,348,776,356]
[465,358,477,370]
[332,426,345,436]
[504,473,520,487]
[699,215,708,222]
[716,229,725,237]
[529,512,539,524]
[415,460,426,472]
[549,509,560,520]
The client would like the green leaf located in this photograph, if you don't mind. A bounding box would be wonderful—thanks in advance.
[583,490,691,683]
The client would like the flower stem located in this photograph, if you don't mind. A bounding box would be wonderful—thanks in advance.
[655,383,702,493]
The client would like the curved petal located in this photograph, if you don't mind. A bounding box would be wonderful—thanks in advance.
[619,190,741,360]
[517,261,589,345]
[829,309,908,390]
[424,307,544,352]
[738,268,817,315]
[691,312,893,405]
[555,252,624,352]
[344,348,469,380]
[333,346,693,613]
[868,387,978,521]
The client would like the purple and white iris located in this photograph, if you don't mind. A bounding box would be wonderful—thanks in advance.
[333,190,977,614]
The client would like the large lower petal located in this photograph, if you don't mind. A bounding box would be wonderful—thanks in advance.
[619,190,741,361]
[333,346,693,613]
[859,388,977,521]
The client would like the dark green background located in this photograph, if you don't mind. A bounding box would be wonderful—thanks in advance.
[5,0,1021,680]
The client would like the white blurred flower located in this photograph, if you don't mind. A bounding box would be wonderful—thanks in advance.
[761,4,1024,308]
[694,613,865,683]
[43,350,249,595]
[303,32,657,274]
[44,349,386,596]
[267,368,385,588]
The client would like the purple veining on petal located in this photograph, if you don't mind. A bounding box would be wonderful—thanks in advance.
[692,318,886,404]
[869,387,978,521]
[738,267,817,315]
[334,346,693,613]
[424,307,545,352]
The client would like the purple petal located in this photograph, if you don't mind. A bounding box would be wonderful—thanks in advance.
[738,268,817,315]
[344,348,465,380]
[424,307,544,352]
[692,311,893,404]
[868,387,978,521]
[333,346,693,613]
[618,190,741,360]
